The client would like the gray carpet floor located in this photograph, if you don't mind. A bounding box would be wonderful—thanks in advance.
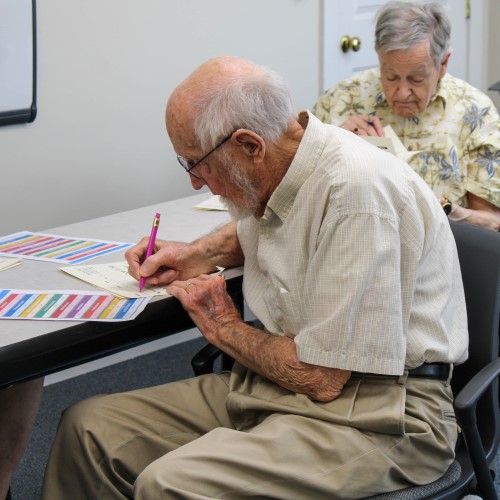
[10,336,500,499]
[11,336,207,499]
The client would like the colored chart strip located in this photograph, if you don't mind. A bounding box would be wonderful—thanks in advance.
[115,298,137,319]
[69,244,132,264]
[0,234,42,251]
[82,295,109,319]
[39,241,93,259]
[52,294,79,318]
[27,239,81,256]
[55,242,109,260]
[65,243,115,261]
[9,237,68,255]
[10,294,38,317]
[0,232,133,264]
[65,295,94,319]
[0,294,21,315]
[0,290,150,322]
[100,297,122,319]
[20,294,49,318]
[1,236,51,254]
[35,294,64,318]
[4,294,35,317]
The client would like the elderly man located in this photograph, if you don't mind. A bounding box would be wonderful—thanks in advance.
[41,56,468,499]
[312,1,500,231]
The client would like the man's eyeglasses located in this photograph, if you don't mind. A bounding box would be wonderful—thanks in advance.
[177,130,237,179]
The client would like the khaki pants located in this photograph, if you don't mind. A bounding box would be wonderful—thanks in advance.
[41,364,457,499]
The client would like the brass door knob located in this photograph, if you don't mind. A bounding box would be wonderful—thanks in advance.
[340,35,362,53]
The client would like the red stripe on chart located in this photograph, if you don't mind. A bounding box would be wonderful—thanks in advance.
[21,238,74,255]
[52,294,79,318]
[0,294,19,314]
[4,236,54,253]
[82,295,109,319]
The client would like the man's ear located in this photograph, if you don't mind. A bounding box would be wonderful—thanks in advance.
[233,130,266,162]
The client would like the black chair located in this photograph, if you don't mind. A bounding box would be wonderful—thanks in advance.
[191,220,500,499]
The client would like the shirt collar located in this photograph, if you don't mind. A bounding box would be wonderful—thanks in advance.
[263,111,325,223]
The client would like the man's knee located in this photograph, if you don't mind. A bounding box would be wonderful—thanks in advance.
[134,453,205,498]
[57,395,109,442]
[134,460,172,499]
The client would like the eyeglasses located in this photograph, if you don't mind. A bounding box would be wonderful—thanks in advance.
[177,130,236,179]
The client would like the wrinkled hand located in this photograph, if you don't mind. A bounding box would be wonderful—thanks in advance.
[340,115,384,137]
[125,238,212,288]
[167,274,242,341]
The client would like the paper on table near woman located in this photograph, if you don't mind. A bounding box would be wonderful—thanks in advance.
[0,257,22,272]
[361,125,422,162]
[60,261,225,299]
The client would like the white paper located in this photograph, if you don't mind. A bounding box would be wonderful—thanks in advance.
[193,195,228,211]
[361,125,421,162]
[0,257,22,272]
[60,262,226,299]
[60,261,169,299]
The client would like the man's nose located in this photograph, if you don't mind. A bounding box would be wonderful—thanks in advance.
[190,174,207,190]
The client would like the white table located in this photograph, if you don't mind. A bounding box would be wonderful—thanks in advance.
[0,193,243,388]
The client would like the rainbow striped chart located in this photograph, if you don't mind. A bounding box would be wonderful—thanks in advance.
[0,231,132,264]
[0,289,150,322]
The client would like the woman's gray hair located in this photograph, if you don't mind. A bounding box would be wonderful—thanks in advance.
[375,1,451,67]
[193,64,295,150]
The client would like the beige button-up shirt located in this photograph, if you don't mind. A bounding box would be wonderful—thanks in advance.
[237,112,468,375]
[312,69,500,209]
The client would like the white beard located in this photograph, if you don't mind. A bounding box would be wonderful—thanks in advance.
[220,197,255,221]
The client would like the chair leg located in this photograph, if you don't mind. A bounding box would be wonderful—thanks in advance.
[5,487,11,500]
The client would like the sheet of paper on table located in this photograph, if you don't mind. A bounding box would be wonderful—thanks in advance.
[60,261,226,299]
[0,257,22,272]
[60,261,169,299]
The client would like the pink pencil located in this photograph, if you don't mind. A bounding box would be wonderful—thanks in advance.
[139,213,160,292]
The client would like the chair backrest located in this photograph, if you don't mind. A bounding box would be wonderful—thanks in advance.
[449,221,500,462]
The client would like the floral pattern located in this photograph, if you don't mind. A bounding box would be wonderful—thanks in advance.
[311,69,500,208]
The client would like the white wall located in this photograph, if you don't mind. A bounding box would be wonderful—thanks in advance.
[487,0,500,111]
[0,0,321,235]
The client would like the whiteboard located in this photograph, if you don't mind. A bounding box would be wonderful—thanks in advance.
[0,0,37,126]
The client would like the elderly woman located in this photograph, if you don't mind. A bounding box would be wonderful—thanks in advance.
[312,1,500,231]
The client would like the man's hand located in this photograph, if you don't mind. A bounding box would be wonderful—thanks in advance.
[125,239,214,288]
[341,114,384,137]
[168,275,351,402]
[167,274,242,338]
[125,221,244,290]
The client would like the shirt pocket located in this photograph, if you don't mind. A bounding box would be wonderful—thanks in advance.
[272,285,303,337]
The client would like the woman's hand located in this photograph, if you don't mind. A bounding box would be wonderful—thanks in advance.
[340,115,384,137]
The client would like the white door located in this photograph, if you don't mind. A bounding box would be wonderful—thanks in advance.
[322,0,468,91]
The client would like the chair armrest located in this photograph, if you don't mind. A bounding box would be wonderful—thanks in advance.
[191,343,224,376]
[453,357,500,500]
[454,357,500,426]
